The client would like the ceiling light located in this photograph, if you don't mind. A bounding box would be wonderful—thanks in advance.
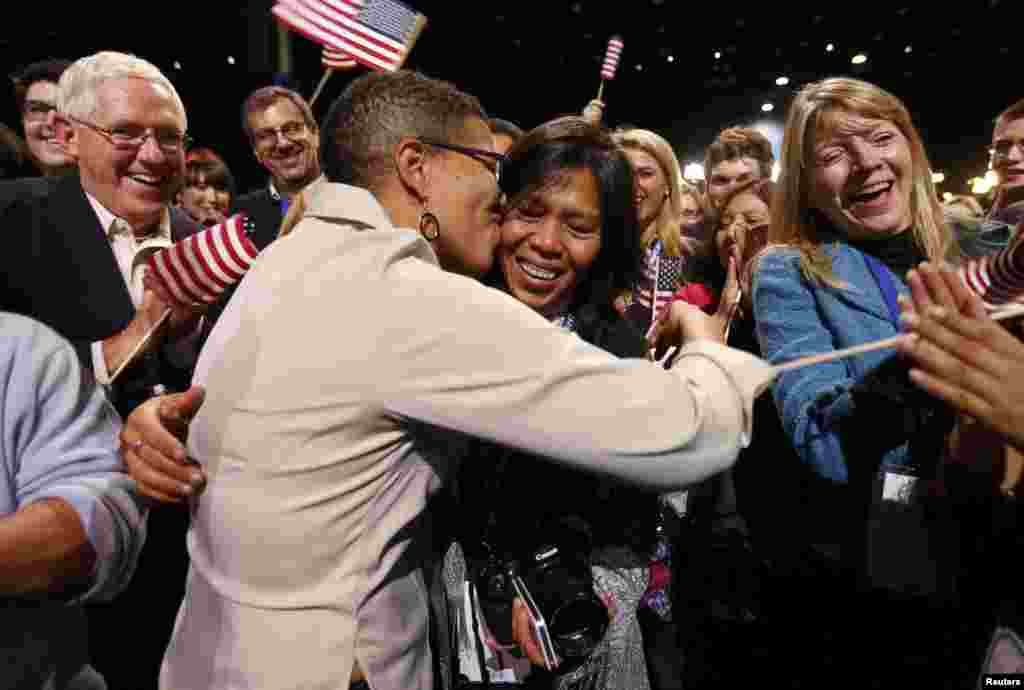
[931,171,945,184]
[761,102,774,112]
[775,76,789,86]
[667,55,675,63]
[942,192,953,201]
[851,53,868,64]
[636,63,643,71]
[227,56,235,65]
[714,51,722,59]
[173,61,182,70]
[683,163,705,182]
[826,43,835,52]
[904,45,912,54]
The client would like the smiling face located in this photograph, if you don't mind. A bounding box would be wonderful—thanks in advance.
[250,98,320,191]
[22,81,73,171]
[707,157,759,209]
[992,115,1024,191]
[807,111,914,240]
[178,172,230,227]
[623,147,668,231]
[66,77,186,229]
[500,167,603,317]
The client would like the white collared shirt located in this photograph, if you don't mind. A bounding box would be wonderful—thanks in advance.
[87,193,173,385]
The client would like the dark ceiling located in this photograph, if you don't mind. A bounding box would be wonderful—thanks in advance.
[3,0,1018,194]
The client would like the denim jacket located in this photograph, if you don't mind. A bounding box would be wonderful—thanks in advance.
[752,240,913,483]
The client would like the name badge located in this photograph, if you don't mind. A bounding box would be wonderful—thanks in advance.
[881,470,918,505]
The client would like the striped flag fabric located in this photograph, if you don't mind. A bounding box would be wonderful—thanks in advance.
[147,215,260,307]
[959,223,1024,310]
[272,0,427,72]
[600,36,624,81]
[322,46,358,69]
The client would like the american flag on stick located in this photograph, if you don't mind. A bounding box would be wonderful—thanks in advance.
[147,215,260,307]
[273,0,427,73]
[959,222,1024,310]
[322,47,359,69]
[600,36,624,81]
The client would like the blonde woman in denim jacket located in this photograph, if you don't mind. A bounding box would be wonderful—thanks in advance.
[752,77,991,688]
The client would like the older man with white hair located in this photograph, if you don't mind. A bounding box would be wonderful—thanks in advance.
[0,50,201,419]
[0,50,203,688]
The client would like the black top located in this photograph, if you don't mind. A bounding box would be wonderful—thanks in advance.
[847,227,924,280]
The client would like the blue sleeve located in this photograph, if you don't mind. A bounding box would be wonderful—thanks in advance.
[5,315,147,602]
[752,250,862,483]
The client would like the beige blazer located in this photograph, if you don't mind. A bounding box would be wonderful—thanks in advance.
[160,183,775,690]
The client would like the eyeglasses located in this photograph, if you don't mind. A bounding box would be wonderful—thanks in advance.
[420,139,508,184]
[69,116,191,153]
[991,138,1024,162]
[252,121,308,150]
[23,99,56,121]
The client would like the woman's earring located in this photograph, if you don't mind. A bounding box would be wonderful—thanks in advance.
[419,206,441,241]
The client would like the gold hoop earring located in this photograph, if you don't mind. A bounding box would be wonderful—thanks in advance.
[418,209,441,241]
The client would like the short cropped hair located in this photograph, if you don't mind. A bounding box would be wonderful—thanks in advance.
[488,117,524,142]
[240,86,317,143]
[703,126,775,181]
[12,59,72,113]
[58,52,185,128]
[320,70,486,191]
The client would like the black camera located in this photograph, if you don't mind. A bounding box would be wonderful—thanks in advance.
[471,520,609,668]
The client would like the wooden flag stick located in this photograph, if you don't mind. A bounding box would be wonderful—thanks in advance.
[596,79,605,102]
[109,308,172,385]
[776,302,1024,373]
[309,67,335,108]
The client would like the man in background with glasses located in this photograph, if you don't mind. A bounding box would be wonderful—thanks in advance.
[0,50,205,689]
[990,98,1024,228]
[234,86,322,252]
[10,58,75,177]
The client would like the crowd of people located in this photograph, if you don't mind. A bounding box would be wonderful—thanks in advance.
[2,49,1023,690]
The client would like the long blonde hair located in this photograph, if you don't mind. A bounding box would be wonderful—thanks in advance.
[769,77,954,286]
[612,128,689,257]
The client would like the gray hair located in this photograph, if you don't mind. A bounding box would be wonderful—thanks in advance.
[58,51,186,128]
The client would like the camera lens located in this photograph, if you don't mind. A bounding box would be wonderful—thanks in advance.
[548,592,609,659]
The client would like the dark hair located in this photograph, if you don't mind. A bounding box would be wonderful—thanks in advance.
[488,117,524,142]
[0,123,32,179]
[494,116,642,316]
[703,126,775,180]
[996,97,1024,128]
[240,86,317,143]
[320,70,486,191]
[12,59,72,114]
[183,157,236,199]
[718,177,776,213]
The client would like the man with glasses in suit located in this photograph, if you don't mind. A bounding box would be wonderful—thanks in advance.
[234,86,323,252]
[0,50,203,688]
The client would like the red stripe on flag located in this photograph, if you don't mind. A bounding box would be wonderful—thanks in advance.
[283,0,404,58]
[175,238,215,302]
[219,222,254,274]
[205,221,246,282]
[187,233,232,296]
[273,4,402,70]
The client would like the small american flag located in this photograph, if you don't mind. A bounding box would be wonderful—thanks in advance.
[600,36,624,81]
[272,0,427,72]
[960,222,1024,309]
[322,46,358,69]
[652,252,683,317]
[147,215,260,307]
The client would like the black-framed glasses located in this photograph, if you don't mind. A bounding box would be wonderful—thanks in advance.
[252,121,308,150]
[420,139,508,183]
[69,116,191,154]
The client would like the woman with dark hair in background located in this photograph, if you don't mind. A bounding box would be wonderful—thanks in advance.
[175,151,236,227]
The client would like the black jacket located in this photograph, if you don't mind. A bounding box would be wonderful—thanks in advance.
[0,173,199,414]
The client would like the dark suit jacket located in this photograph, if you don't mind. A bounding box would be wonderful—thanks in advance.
[0,173,199,414]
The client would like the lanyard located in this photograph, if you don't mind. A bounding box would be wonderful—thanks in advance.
[861,253,902,329]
